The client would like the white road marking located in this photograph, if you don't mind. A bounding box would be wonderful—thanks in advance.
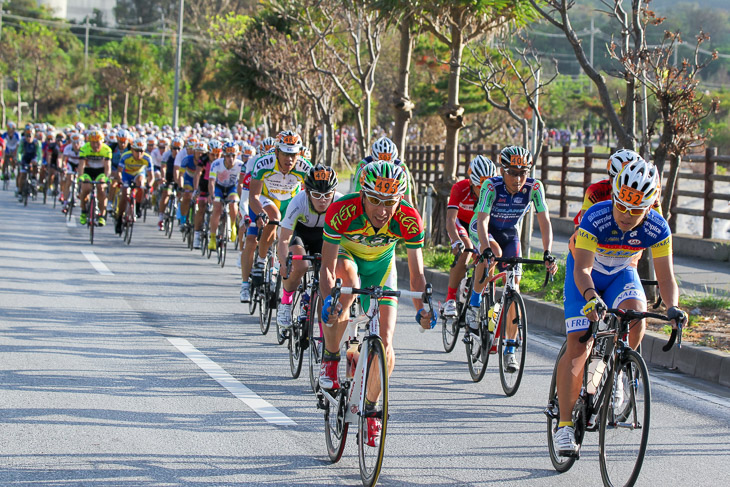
[530,330,730,409]
[81,250,114,275]
[167,337,297,426]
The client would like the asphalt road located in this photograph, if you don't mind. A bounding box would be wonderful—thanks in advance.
[1,187,729,486]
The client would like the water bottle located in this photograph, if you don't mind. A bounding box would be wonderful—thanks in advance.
[586,356,606,395]
[458,277,469,303]
[300,292,310,319]
[346,340,360,379]
[487,302,501,332]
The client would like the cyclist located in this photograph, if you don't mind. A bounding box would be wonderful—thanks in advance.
[235,143,257,253]
[319,161,434,446]
[443,155,501,317]
[207,142,244,250]
[240,130,311,302]
[61,132,84,211]
[157,137,184,230]
[353,136,414,205]
[554,158,687,456]
[179,140,208,247]
[276,164,342,329]
[18,126,43,200]
[43,132,64,198]
[2,121,21,181]
[77,130,112,225]
[114,137,154,234]
[472,146,558,371]
[109,130,132,213]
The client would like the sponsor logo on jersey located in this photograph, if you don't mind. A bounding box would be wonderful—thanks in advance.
[611,230,618,235]
[330,204,358,231]
[629,231,638,237]
[396,210,420,235]
[628,239,641,245]
[624,282,638,290]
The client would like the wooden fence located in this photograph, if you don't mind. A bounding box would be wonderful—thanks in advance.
[404,144,730,239]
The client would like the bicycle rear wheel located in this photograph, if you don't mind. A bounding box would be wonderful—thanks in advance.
[324,387,349,463]
[248,283,258,315]
[358,337,389,487]
[546,341,577,473]
[466,299,493,382]
[599,350,651,487]
[259,283,271,336]
[88,197,96,245]
[308,290,323,393]
[498,293,528,396]
[288,286,304,379]
[441,306,461,353]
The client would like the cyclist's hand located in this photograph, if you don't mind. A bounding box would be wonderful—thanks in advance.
[416,308,436,330]
[450,240,465,256]
[543,250,558,276]
[582,295,607,322]
[667,306,687,330]
[321,295,342,326]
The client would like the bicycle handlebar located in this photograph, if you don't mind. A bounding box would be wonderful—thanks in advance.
[330,278,434,323]
[578,308,681,350]
[285,252,322,277]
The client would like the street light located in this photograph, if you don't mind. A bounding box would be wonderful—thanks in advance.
[172,0,184,128]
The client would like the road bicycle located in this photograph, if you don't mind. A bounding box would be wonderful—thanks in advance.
[162,183,178,239]
[120,182,142,245]
[283,253,323,385]
[215,201,235,268]
[64,173,78,221]
[545,308,682,487]
[318,280,434,487]
[83,179,107,245]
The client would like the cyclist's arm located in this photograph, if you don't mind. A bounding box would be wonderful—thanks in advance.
[476,211,491,254]
[475,182,495,253]
[207,174,216,200]
[248,178,265,216]
[193,165,202,192]
[35,144,42,163]
[277,227,294,274]
[536,211,553,254]
[406,247,427,311]
[104,158,111,179]
[445,208,460,244]
[654,254,680,310]
[77,158,87,175]
[319,240,339,298]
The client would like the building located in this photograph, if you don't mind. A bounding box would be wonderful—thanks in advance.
[38,0,117,26]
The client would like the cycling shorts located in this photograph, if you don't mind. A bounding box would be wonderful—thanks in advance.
[290,224,324,255]
[19,160,36,174]
[456,218,470,239]
[121,171,145,186]
[563,253,646,334]
[337,247,397,313]
[490,227,522,277]
[66,161,79,173]
[182,173,195,192]
[214,184,239,203]
[260,194,292,219]
[246,208,259,237]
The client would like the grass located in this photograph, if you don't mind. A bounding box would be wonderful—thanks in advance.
[679,294,730,310]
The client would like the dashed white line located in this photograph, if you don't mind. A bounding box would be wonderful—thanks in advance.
[81,250,114,275]
[167,337,297,426]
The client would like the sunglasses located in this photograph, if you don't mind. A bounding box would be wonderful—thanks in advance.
[505,168,528,178]
[310,190,334,200]
[364,194,399,207]
[132,149,143,153]
[613,198,647,216]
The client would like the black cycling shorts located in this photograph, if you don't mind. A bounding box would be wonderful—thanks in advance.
[290,223,324,255]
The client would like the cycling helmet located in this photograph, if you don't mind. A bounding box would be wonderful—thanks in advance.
[276,130,302,154]
[171,137,184,150]
[131,137,146,151]
[186,136,199,150]
[146,135,157,145]
[259,136,276,153]
[612,158,659,209]
[106,132,117,144]
[117,130,132,144]
[7,121,16,130]
[608,148,642,179]
[209,139,223,158]
[194,140,209,153]
[370,136,399,162]
[359,161,408,198]
[305,164,338,193]
[75,122,85,132]
[87,130,104,143]
[241,143,256,158]
[70,133,84,145]
[499,145,533,169]
[223,141,239,155]
[468,155,497,187]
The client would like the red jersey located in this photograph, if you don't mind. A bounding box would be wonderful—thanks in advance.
[447,178,479,224]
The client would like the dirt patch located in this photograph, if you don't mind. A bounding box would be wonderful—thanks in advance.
[646,306,730,353]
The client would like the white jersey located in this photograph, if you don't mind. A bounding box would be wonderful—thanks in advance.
[150,147,165,168]
[281,190,343,230]
[63,144,82,166]
[209,158,244,187]
[174,147,189,167]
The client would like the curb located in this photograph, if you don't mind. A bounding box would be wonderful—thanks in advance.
[396,258,730,388]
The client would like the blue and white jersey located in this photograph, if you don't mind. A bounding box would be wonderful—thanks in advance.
[2,131,20,152]
[209,157,244,188]
[474,176,548,231]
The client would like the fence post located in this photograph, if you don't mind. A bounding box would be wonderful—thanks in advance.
[703,147,716,239]
[541,144,549,184]
[491,144,499,164]
[560,145,569,218]
[583,145,593,190]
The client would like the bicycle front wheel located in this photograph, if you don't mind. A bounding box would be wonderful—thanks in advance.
[324,387,348,463]
[498,293,528,396]
[441,308,460,353]
[358,337,389,487]
[546,341,577,473]
[259,285,271,335]
[599,350,651,487]
[89,197,96,245]
[288,286,304,379]
[466,299,493,382]
[308,290,323,393]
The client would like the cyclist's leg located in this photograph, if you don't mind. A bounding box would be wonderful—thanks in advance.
[447,220,474,301]
[209,198,223,238]
[240,209,259,282]
[134,174,146,205]
[322,250,359,356]
[283,239,308,294]
[257,201,281,260]
[604,267,647,350]
[79,174,93,213]
[96,175,108,218]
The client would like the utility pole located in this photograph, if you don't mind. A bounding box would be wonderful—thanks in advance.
[160,14,165,47]
[172,0,184,128]
[84,18,89,72]
[589,17,595,93]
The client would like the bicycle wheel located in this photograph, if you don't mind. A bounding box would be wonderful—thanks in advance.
[248,282,258,315]
[498,293,528,396]
[259,279,271,336]
[599,350,651,487]
[358,337,389,487]
[308,290,323,393]
[466,298,493,382]
[546,341,577,473]
[23,183,29,206]
[88,197,96,245]
[43,181,47,204]
[441,304,461,353]
[124,212,134,245]
[324,386,349,463]
[288,286,305,378]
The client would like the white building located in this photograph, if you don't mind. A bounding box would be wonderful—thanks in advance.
[38,0,117,26]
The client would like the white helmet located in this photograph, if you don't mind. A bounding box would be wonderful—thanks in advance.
[608,149,642,179]
[370,136,398,162]
[612,158,659,209]
[468,155,497,188]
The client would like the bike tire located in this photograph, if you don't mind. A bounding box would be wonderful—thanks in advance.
[358,337,389,487]
[273,272,285,345]
[23,184,29,206]
[220,240,227,268]
[466,298,493,382]
[43,184,47,204]
[259,283,271,335]
[89,197,96,245]
[308,290,323,393]
[546,341,577,473]
[288,286,305,379]
[324,387,349,463]
[599,350,651,487]
[498,293,528,397]
[441,308,461,353]
[248,284,257,315]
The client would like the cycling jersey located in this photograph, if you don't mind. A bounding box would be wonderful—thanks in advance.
[353,155,413,198]
[79,142,112,169]
[474,176,548,230]
[209,157,244,188]
[162,150,175,183]
[573,178,663,225]
[251,153,311,207]
[119,151,153,176]
[447,178,480,225]
[281,190,344,231]
[63,145,81,169]
[323,193,424,261]
[572,200,672,275]
[20,139,42,165]
[2,131,20,152]
[180,155,198,182]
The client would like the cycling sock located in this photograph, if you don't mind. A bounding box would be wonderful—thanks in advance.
[446,286,457,302]
[323,350,340,362]
[469,290,482,308]
[281,288,294,305]
[364,398,377,411]
[558,421,573,428]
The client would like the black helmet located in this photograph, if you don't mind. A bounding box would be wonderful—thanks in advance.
[305,164,338,192]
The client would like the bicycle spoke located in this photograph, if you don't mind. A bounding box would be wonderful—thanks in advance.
[358,338,388,487]
[499,294,528,396]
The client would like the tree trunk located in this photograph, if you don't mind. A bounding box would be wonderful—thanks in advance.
[137,96,144,125]
[0,74,5,128]
[391,14,415,155]
[32,65,40,120]
[107,93,113,123]
[308,118,318,165]
[123,91,129,126]
[16,70,21,124]
[661,153,681,221]
[224,97,231,118]
[322,112,336,167]
[441,22,466,182]
[238,96,245,122]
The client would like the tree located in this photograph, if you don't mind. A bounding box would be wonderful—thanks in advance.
[95,58,126,123]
